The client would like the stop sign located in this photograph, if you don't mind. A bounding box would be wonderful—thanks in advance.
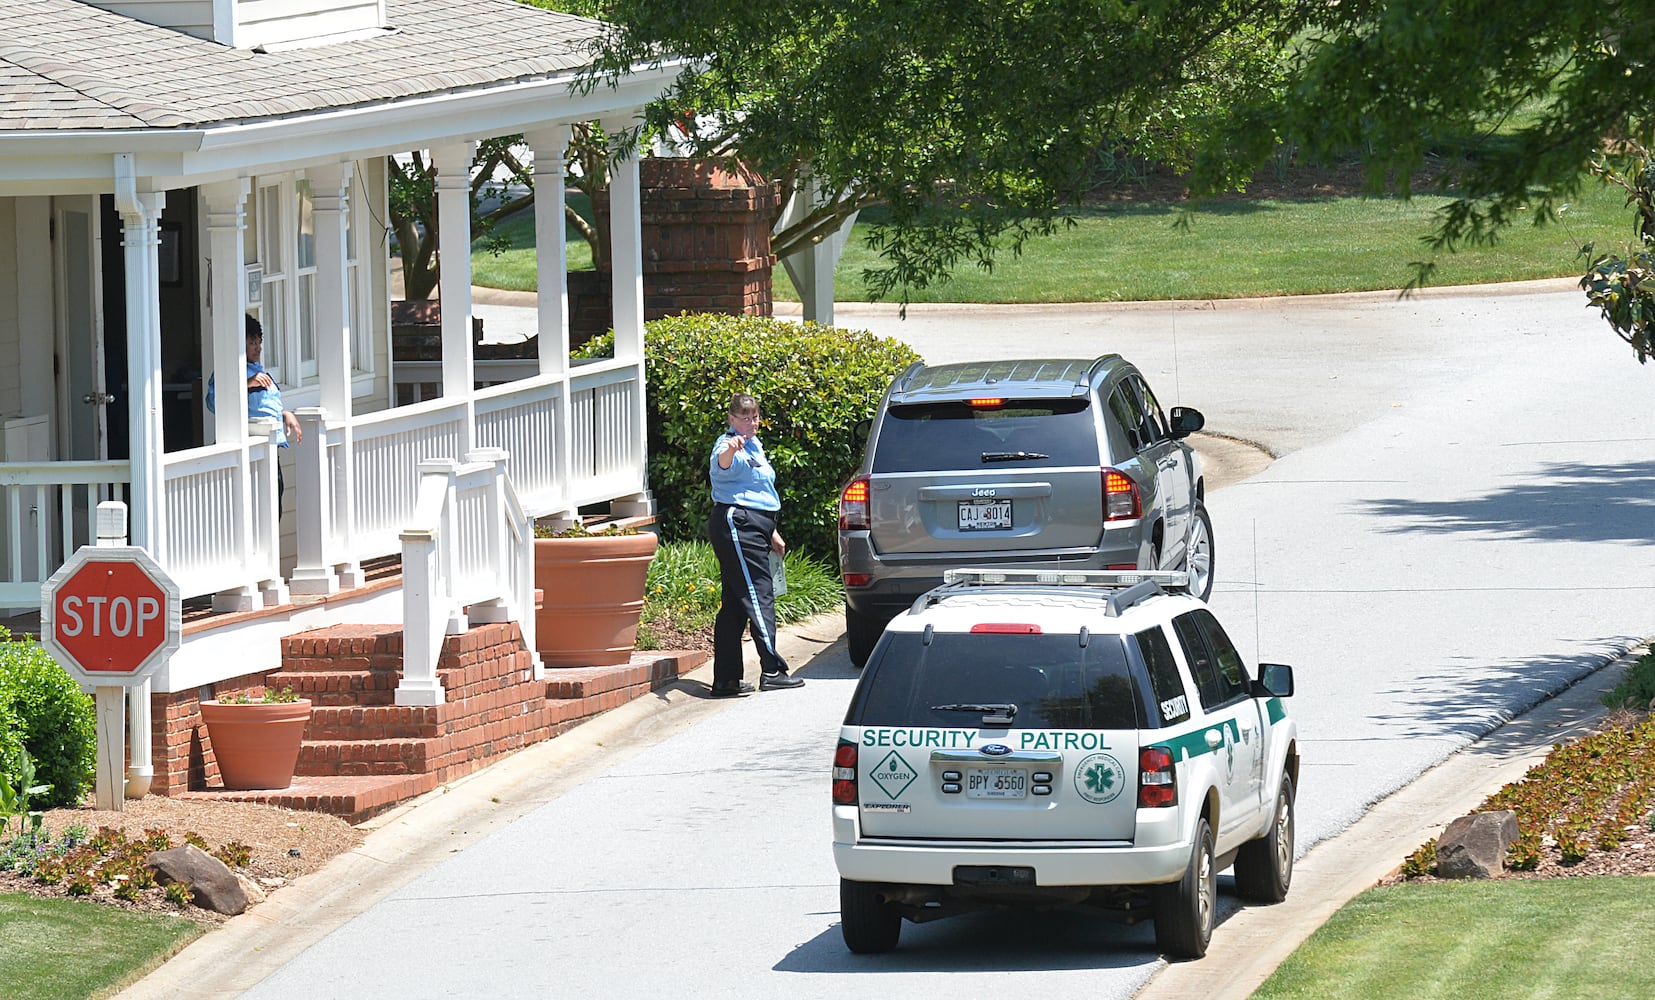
[41,546,181,686]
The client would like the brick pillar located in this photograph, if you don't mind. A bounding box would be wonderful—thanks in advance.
[578,158,780,345]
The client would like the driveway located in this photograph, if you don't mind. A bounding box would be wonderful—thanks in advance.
[124,280,1655,1000]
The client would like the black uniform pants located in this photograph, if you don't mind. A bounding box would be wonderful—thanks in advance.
[708,503,788,683]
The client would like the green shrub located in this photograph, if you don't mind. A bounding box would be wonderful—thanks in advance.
[575,314,922,557]
[1602,643,1655,711]
[0,628,97,809]
[637,539,843,649]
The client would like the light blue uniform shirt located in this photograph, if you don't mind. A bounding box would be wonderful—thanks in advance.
[205,362,289,447]
[708,430,780,510]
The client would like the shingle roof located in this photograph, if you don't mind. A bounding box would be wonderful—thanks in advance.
[0,0,613,131]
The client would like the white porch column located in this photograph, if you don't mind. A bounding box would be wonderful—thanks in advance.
[202,179,267,613]
[290,162,360,596]
[113,154,165,553]
[433,142,477,454]
[527,126,576,519]
[778,171,858,326]
[526,127,571,376]
[602,118,645,363]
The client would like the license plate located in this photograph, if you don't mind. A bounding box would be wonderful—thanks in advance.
[958,500,1012,531]
[965,768,1027,799]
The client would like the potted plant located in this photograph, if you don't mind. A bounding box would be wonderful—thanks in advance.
[534,521,659,667]
[199,686,313,790]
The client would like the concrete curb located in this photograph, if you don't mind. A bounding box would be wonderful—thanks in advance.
[1135,645,1642,999]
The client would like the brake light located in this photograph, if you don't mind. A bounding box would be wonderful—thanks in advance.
[833,740,859,805]
[969,623,1042,634]
[843,573,872,587]
[839,475,870,530]
[968,397,1004,408]
[1138,746,1177,808]
[1103,467,1141,520]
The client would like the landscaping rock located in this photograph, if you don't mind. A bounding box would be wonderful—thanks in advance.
[1436,810,1520,879]
[148,844,249,915]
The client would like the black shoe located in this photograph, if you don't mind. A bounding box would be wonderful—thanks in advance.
[709,680,754,698]
[760,671,805,691]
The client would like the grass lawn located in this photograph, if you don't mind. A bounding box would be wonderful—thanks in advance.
[473,181,1635,303]
[1252,877,1655,1000]
[0,893,201,1000]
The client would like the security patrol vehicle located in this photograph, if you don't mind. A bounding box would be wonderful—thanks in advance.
[830,569,1297,958]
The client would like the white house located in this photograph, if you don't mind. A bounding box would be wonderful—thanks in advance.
[1,0,689,807]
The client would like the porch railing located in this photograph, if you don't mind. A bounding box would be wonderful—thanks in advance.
[157,427,281,601]
[0,461,129,609]
[397,450,539,706]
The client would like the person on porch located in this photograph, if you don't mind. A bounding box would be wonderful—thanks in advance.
[206,314,303,507]
[707,392,804,697]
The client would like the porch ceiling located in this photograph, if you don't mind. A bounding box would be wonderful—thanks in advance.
[0,0,687,192]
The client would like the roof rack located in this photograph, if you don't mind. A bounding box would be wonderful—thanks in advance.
[941,568,1191,590]
[918,568,1192,617]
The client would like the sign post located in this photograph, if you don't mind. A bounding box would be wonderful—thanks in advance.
[41,524,180,812]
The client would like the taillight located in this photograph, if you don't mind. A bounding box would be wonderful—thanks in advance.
[833,740,859,804]
[843,573,872,587]
[1103,467,1141,521]
[839,475,870,530]
[1138,746,1177,808]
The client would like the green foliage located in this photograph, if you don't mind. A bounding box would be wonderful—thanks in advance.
[0,630,96,809]
[589,0,1308,302]
[215,686,300,705]
[1602,644,1655,711]
[575,313,921,557]
[163,880,193,908]
[1580,137,1655,364]
[1398,839,1436,879]
[212,841,252,869]
[0,750,48,840]
[533,520,640,539]
[636,540,843,650]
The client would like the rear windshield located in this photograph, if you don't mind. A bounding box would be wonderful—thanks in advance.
[870,399,1100,473]
[846,631,1145,730]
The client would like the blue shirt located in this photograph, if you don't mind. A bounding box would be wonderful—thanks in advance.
[205,362,289,447]
[709,429,780,510]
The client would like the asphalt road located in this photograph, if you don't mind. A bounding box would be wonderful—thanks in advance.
[121,280,1655,1000]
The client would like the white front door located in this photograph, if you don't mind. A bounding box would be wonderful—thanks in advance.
[54,197,109,463]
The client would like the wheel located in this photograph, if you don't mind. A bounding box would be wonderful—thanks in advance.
[846,606,883,669]
[1182,501,1215,601]
[1234,773,1295,903]
[1152,817,1216,960]
[840,878,901,953]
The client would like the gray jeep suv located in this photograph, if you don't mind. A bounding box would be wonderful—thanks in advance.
[837,356,1212,667]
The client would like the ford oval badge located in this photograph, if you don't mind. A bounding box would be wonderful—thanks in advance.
[981,744,1012,757]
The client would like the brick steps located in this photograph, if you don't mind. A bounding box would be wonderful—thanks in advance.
[179,626,707,823]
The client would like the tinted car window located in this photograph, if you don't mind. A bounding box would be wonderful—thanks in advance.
[1107,388,1145,452]
[1132,376,1170,443]
[1134,626,1191,726]
[1172,610,1250,710]
[847,632,1144,730]
[870,400,1101,473]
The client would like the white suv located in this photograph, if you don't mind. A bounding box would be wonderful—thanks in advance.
[830,570,1297,959]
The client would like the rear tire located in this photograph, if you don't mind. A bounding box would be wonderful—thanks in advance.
[1152,817,1216,960]
[846,607,883,669]
[1234,773,1295,903]
[1183,502,1215,601]
[840,879,901,953]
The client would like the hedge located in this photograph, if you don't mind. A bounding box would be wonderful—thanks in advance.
[0,628,97,809]
[576,314,922,557]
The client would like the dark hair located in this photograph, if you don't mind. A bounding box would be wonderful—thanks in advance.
[245,314,264,340]
[728,392,759,415]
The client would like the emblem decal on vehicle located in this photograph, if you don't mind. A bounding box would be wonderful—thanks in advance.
[1073,753,1127,804]
[869,750,919,800]
[980,744,1012,756]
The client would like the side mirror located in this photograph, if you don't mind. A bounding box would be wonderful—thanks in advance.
[1168,406,1205,439]
[853,418,872,446]
[1254,662,1294,698]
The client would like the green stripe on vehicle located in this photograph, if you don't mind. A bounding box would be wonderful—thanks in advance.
[1156,719,1241,762]
[1265,698,1286,724]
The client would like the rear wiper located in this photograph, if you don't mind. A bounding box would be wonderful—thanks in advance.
[940,701,1012,718]
[981,451,1048,462]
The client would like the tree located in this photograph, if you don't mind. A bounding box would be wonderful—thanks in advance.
[583,1,1311,302]
[1200,1,1655,358]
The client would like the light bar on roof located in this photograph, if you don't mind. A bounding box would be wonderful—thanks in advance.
[942,568,1192,591]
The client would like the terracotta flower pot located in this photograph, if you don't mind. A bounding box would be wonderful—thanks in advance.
[200,699,313,790]
[534,531,659,667]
